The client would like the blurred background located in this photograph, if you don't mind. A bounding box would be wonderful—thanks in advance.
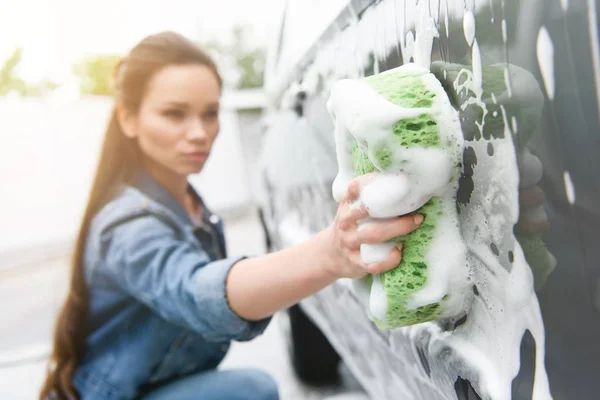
[0,1,359,398]
[5,0,597,399]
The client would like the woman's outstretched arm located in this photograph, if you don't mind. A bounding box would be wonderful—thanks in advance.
[227,176,424,321]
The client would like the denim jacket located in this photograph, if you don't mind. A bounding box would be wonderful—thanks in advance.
[72,172,271,399]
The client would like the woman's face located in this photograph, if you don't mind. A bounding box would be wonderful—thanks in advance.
[122,64,221,177]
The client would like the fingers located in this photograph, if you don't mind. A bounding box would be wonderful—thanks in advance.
[356,214,424,245]
[366,243,403,275]
[519,186,546,207]
[344,179,361,203]
[338,203,370,230]
[341,173,376,204]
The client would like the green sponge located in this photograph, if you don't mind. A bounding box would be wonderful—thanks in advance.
[348,66,464,329]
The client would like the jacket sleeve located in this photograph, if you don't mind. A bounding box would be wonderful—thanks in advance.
[98,213,271,342]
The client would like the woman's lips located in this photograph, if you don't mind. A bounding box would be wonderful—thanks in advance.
[183,151,209,162]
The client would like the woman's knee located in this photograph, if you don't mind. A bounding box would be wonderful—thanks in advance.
[232,369,279,400]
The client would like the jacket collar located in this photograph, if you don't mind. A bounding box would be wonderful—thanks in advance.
[134,169,205,227]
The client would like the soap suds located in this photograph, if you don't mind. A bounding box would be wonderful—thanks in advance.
[370,274,389,323]
[413,0,439,69]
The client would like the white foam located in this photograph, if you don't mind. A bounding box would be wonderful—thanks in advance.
[444,1,450,38]
[329,75,434,204]
[430,131,552,400]
[563,170,576,204]
[472,40,483,93]
[396,64,551,400]
[360,152,452,217]
[536,26,555,100]
[413,0,439,69]
[360,240,397,264]
[407,202,470,314]
[561,0,569,11]
[405,31,415,63]
[463,10,476,46]
[370,274,389,323]
[453,48,488,137]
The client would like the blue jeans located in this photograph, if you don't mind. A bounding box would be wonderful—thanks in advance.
[141,368,279,400]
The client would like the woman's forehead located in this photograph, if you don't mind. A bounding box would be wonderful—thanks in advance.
[145,64,221,106]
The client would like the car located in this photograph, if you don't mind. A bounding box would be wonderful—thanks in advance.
[256,1,600,399]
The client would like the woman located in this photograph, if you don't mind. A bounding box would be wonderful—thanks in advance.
[39,31,423,400]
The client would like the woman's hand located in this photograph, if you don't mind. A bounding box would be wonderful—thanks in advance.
[227,174,424,320]
[322,175,424,279]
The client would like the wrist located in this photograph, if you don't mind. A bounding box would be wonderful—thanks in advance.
[314,226,341,282]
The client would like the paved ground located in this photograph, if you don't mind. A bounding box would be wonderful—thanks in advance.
[0,209,367,399]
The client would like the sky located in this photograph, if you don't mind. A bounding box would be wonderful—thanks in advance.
[0,0,282,84]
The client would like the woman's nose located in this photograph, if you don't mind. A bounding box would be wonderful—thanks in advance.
[186,119,208,141]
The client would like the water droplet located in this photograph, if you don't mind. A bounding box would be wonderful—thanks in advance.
[511,116,518,133]
[563,170,576,204]
[463,10,476,46]
[490,242,500,256]
[504,67,513,97]
[537,26,555,100]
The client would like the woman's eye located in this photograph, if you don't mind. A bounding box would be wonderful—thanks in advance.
[203,110,219,120]
[163,109,185,120]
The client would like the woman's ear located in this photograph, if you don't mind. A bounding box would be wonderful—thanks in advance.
[117,105,138,139]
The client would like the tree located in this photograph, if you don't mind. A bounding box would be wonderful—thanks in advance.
[73,55,120,96]
[0,48,57,97]
[201,25,266,89]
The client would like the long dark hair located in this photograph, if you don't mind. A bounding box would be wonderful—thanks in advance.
[39,31,222,400]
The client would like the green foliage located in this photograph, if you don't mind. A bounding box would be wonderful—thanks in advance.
[202,25,265,89]
[0,48,57,97]
[73,55,120,96]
